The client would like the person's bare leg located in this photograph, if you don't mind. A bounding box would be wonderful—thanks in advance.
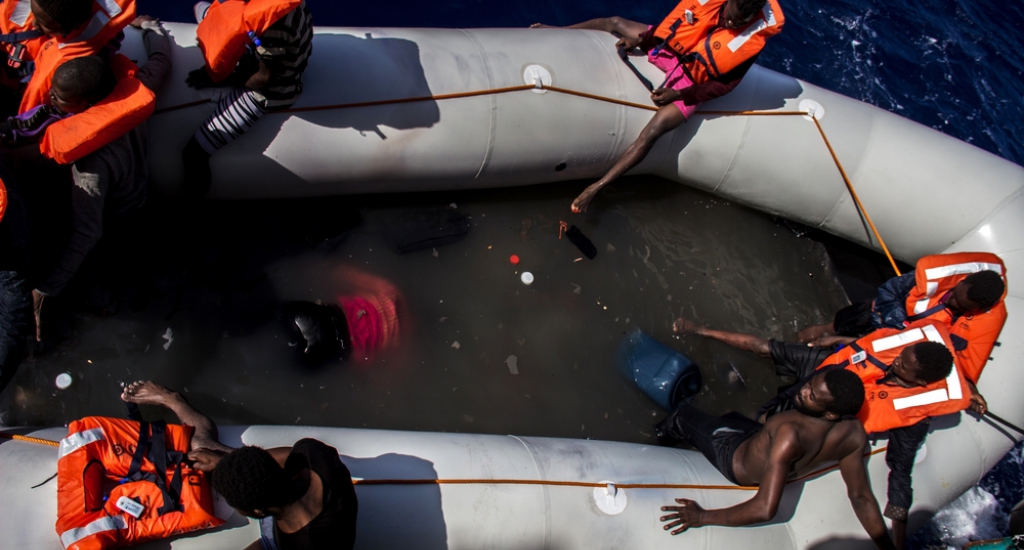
[121,380,233,453]
[531,16,649,38]
[673,317,771,358]
[572,104,687,213]
[798,322,835,343]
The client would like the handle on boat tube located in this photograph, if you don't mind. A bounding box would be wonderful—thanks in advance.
[986,412,1024,436]
[617,45,655,92]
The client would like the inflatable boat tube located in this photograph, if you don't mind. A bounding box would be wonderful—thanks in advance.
[1,23,1022,549]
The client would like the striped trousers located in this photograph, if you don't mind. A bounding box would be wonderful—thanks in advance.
[194,88,270,154]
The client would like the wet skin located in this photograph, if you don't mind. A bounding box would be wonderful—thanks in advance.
[659,372,896,549]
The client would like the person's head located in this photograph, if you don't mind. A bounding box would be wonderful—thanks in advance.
[947,271,1004,315]
[30,0,93,37]
[50,56,116,114]
[794,368,865,420]
[280,301,350,365]
[722,0,767,29]
[889,341,953,388]
[210,446,305,518]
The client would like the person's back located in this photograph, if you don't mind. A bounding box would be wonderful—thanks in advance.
[733,408,864,485]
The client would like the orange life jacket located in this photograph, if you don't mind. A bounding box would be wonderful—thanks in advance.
[652,0,784,85]
[18,0,136,114]
[196,0,302,82]
[38,54,156,165]
[0,0,47,85]
[56,416,224,550]
[816,320,971,434]
[903,252,1008,383]
[0,176,7,222]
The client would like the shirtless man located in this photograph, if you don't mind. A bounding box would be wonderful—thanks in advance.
[656,369,896,549]
[122,380,358,550]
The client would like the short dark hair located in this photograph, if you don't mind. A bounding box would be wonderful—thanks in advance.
[211,446,294,514]
[53,56,116,105]
[34,0,93,34]
[823,368,865,417]
[964,271,1004,310]
[735,0,768,19]
[911,342,953,384]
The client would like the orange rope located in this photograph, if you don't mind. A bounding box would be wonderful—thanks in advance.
[0,433,60,447]
[152,82,900,275]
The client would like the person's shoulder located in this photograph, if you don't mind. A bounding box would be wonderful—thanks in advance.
[835,419,868,451]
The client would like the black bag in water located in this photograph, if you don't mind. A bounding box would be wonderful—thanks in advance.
[566,225,597,259]
[385,208,471,254]
[618,329,702,411]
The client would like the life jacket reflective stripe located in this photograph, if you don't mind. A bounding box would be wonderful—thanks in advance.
[38,54,155,165]
[0,0,46,81]
[196,0,302,82]
[56,416,224,550]
[816,320,971,434]
[903,252,1008,383]
[17,0,136,114]
[652,0,784,85]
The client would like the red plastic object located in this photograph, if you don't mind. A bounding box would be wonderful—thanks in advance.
[509,254,520,265]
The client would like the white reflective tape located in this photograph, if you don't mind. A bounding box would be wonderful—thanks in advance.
[871,328,925,353]
[913,298,930,315]
[10,0,32,26]
[97,0,121,17]
[727,4,777,52]
[59,516,127,547]
[59,11,109,48]
[924,262,1003,280]
[892,388,949,411]
[58,428,105,458]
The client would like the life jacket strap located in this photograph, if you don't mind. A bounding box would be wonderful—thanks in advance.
[126,421,186,516]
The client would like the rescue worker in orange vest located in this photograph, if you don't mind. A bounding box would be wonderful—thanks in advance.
[181,0,313,203]
[799,252,1007,385]
[125,380,361,550]
[30,16,169,344]
[531,0,783,214]
[672,316,982,548]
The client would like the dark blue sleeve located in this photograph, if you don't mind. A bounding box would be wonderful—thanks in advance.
[872,272,916,329]
[883,419,930,521]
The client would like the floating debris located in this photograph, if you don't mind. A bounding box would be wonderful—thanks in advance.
[162,328,174,350]
[432,248,439,258]
[607,243,616,252]
[521,272,534,285]
[571,283,582,295]
[728,362,747,387]
[451,341,461,350]
[506,355,519,375]
[55,373,73,390]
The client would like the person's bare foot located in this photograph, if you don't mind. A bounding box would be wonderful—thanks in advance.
[571,183,604,213]
[121,380,178,406]
[672,317,705,335]
[530,23,558,28]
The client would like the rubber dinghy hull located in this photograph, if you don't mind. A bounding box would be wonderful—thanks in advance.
[1,23,1019,549]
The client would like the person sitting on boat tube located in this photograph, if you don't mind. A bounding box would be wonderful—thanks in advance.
[656,369,898,549]
[119,380,359,550]
[673,316,978,548]
[798,252,1007,387]
[29,16,171,343]
[181,0,313,202]
[532,0,783,214]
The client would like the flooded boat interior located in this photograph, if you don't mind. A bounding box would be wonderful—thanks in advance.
[1,176,898,444]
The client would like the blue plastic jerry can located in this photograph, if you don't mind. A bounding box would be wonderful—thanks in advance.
[618,329,702,411]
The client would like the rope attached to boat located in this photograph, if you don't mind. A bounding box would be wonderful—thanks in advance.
[1,431,885,491]
[153,82,901,275]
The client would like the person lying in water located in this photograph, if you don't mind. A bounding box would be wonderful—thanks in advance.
[122,380,359,550]
[532,0,784,213]
[656,369,897,549]
[673,316,980,548]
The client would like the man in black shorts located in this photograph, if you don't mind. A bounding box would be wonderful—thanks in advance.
[122,380,358,550]
[656,369,896,549]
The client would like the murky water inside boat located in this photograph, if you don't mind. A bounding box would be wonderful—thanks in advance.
[1,177,850,443]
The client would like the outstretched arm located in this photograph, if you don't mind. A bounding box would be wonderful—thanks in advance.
[838,431,896,550]
[122,381,234,453]
[660,427,799,533]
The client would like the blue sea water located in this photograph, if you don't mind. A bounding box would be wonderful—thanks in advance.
[137,1,1024,546]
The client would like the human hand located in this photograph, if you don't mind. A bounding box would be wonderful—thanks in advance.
[31,289,45,342]
[186,67,215,89]
[129,15,157,29]
[187,449,226,473]
[672,317,704,335]
[651,87,682,107]
[615,34,642,52]
[969,390,988,415]
[660,498,706,534]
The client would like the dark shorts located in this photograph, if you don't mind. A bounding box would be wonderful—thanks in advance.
[832,301,874,337]
[768,340,837,380]
[657,404,762,484]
